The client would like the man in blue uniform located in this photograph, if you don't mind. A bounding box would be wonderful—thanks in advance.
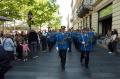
[56,26,69,71]
[79,29,93,68]
[88,28,96,46]
[47,31,56,52]
[66,29,72,52]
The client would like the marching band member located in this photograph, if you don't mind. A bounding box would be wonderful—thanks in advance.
[79,28,93,68]
[56,26,69,71]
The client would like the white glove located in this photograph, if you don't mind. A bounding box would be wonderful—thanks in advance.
[67,48,69,52]
[82,41,85,44]
[56,47,59,51]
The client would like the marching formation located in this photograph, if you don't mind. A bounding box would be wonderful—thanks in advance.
[56,26,96,70]
[1,25,120,79]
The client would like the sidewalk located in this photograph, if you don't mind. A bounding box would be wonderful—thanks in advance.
[97,38,120,53]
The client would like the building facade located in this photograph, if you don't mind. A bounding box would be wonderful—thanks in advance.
[69,0,83,30]
[71,0,120,36]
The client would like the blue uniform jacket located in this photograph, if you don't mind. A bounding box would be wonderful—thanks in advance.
[88,31,95,49]
[46,32,51,42]
[56,32,69,50]
[79,33,93,52]
[66,32,72,43]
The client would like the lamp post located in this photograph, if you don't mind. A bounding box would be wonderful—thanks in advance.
[48,26,50,31]
[13,19,16,41]
[28,11,33,30]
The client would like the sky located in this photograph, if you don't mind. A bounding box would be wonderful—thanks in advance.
[56,0,71,26]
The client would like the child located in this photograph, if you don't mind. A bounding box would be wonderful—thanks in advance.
[22,41,30,62]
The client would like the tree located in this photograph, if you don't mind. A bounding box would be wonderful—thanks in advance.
[48,15,61,30]
[0,0,61,29]
[33,0,59,27]
[0,0,21,19]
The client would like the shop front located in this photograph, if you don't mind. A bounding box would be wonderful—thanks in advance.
[98,4,112,35]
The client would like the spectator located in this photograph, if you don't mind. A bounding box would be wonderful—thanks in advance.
[22,40,30,62]
[28,30,39,58]
[41,31,47,52]
[108,29,118,55]
[16,34,23,60]
[2,34,15,60]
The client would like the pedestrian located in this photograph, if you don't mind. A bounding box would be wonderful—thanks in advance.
[28,30,39,58]
[56,26,69,71]
[15,33,23,60]
[79,29,93,68]
[16,41,23,60]
[22,40,30,62]
[2,34,15,61]
[108,29,119,55]
[41,31,47,52]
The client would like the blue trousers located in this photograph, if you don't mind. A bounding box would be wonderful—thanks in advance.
[58,49,67,70]
[80,51,90,68]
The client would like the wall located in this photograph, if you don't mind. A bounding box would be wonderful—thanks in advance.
[112,0,120,35]
[91,0,113,33]
[92,12,98,32]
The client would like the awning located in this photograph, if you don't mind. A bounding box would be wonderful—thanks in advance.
[0,16,11,21]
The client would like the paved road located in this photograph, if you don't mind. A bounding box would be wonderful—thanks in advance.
[5,45,120,79]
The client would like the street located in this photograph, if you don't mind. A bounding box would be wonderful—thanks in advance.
[1,0,120,79]
[5,45,120,79]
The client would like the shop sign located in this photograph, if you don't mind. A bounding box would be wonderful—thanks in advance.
[99,4,112,18]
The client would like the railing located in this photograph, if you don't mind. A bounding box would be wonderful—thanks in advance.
[92,0,103,7]
[77,0,96,18]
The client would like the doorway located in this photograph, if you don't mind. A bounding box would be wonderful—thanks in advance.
[99,15,112,35]
[102,18,112,35]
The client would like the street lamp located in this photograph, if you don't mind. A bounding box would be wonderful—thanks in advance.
[48,26,51,32]
[28,11,33,30]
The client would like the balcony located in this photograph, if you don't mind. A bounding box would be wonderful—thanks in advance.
[92,0,103,7]
[77,6,88,18]
[77,0,100,18]
[77,3,92,18]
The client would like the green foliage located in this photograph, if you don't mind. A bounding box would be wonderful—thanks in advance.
[48,16,61,30]
[33,0,59,27]
[0,21,4,25]
[0,0,61,29]
[0,0,21,19]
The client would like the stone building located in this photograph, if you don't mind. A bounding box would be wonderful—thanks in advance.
[71,0,120,36]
